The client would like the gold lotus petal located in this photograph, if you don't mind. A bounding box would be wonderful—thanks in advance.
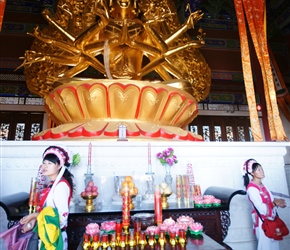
[159,93,185,124]
[173,101,198,127]
[77,84,108,119]
[60,88,84,121]
[83,120,108,132]
[32,121,204,141]
[136,123,161,137]
[49,123,83,139]
[121,122,140,136]
[103,121,120,135]
[161,125,188,137]
[45,93,70,124]
[138,87,168,123]
[109,84,140,119]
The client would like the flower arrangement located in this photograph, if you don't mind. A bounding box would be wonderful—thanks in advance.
[85,223,100,237]
[101,221,116,233]
[156,148,178,166]
[145,226,160,235]
[189,222,203,235]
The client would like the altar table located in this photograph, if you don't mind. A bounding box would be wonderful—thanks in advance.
[67,186,245,249]
[0,186,244,250]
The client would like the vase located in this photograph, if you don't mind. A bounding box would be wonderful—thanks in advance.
[164,164,173,188]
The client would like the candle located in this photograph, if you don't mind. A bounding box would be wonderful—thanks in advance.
[148,143,151,165]
[88,142,92,166]
[29,178,37,208]
[154,185,162,225]
[33,190,39,207]
[176,175,182,201]
[186,163,195,186]
[115,220,123,234]
[122,189,130,227]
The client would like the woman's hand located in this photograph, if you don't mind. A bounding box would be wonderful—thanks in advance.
[21,218,37,233]
[20,213,38,233]
[274,198,287,208]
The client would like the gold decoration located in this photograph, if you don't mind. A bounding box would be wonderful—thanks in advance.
[82,195,98,212]
[19,0,211,140]
[161,192,172,209]
[129,194,137,210]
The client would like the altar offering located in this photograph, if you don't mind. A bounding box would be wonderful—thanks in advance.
[176,216,194,228]
[132,213,155,230]
[181,175,190,203]
[119,176,138,209]
[80,180,99,212]
[189,222,203,235]
[159,182,172,208]
[85,223,100,238]
[119,176,138,196]
[163,218,176,228]
[81,180,99,197]
[100,221,116,234]
[176,175,182,202]
[193,195,221,208]
[203,199,212,207]
[212,198,221,206]
[145,226,160,236]
[178,229,186,247]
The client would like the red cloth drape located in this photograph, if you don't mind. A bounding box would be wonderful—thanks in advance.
[234,0,287,141]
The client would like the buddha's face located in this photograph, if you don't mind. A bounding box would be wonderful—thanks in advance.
[116,0,132,8]
[110,0,137,18]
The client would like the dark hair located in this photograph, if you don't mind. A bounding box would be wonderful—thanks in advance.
[242,160,261,188]
[43,146,75,192]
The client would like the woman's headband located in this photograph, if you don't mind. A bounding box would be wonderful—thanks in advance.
[241,159,258,176]
[43,147,67,167]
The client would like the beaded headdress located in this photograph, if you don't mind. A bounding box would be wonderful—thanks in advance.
[43,147,67,167]
[241,159,258,176]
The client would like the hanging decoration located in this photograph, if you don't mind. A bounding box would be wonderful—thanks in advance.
[0,0,6,31]
[233,0,287,141]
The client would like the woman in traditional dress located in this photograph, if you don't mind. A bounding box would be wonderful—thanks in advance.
[242,159,286,250]
[20,146,74,250]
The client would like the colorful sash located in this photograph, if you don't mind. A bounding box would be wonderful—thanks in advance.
[34,206,63,250]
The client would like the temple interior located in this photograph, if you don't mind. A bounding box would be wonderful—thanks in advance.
[0,0,290,250]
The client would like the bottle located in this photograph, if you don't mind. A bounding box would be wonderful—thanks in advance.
[119,233,127,248]
[116,220,123,236]
[134,217,141,243]
[82,233,91,249]
[138,231,147,248]
[91,233,100,250]
[178,229,186,247]
[110,232,117,248]
[158,230,166,247]
[169,231,177,246]
[101,234,109,249]
[134,218,141,234]
[148,231,156,248]
[128,230,136,247]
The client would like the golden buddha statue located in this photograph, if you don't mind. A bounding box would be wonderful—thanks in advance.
[19,0,211,140]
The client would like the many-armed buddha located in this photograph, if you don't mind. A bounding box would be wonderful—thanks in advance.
[20,0,211,140]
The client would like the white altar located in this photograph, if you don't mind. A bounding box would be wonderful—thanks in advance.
[1,141,290,250]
